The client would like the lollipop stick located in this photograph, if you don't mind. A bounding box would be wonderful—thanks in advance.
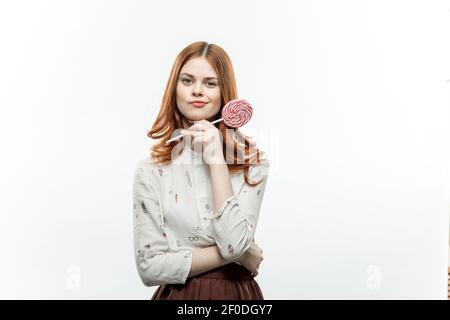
[210,118,223,125]
[165,118,224,144]
[166,134,183,144]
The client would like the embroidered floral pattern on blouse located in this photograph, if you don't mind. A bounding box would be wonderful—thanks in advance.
[140,201,148,214]
[158,168,163,176]
[158,211,167,229]
[134,202,138,218]
[228,244,234,256]
[185,171,192,188]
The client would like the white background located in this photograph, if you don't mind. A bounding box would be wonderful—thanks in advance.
[0,0,449,299]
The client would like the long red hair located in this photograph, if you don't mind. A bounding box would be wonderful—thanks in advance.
[147,41,265,187]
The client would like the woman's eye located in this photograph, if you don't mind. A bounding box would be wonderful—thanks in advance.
[181,78,217,87]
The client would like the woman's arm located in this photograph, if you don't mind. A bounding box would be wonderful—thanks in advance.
[133,162,194,286]
[208,159,270,260]
[209,160,234,215]
[181,120,269,261]
[188,245,232,278]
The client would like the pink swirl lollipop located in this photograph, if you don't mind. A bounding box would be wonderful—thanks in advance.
[212,99,253,128]
[166,98,253,144]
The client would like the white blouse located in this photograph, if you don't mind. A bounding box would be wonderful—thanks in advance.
[132,143,270,287]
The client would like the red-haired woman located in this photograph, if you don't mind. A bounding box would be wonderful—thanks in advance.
[132,41,270,300]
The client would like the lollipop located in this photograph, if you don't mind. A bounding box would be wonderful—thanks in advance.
[214,98,253,127]
[166,98,253,144]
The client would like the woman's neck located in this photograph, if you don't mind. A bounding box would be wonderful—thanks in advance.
[181,118,193,129]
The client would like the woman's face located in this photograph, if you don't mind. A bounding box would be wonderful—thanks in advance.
[176,57,221,128]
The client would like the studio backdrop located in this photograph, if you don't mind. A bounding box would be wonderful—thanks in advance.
[0,0,449,299]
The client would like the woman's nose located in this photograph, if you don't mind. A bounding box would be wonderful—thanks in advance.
[192,84,203,95]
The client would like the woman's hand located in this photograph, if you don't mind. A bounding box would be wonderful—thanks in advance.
[180,120,224,165]
[234,240,264,277]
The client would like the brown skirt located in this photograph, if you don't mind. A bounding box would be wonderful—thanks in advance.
[151,262,264,300]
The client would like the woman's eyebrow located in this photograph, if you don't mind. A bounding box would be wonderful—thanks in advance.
[180,72,218,80]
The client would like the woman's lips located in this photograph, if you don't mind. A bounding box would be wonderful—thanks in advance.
[191,101,207,107]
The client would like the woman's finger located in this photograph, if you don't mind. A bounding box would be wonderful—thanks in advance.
[188,121,207,131]
[181,130,203,138]
[205,135,214,143]
[192,136,202,146]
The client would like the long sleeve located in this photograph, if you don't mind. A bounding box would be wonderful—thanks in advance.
[209,158,270,260]
[132,162,193,287]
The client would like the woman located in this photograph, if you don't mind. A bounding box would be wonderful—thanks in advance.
[132,41,270,300]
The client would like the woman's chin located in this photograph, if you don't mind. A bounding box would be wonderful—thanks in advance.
[186,112,215,123]
[187,117,203,123]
